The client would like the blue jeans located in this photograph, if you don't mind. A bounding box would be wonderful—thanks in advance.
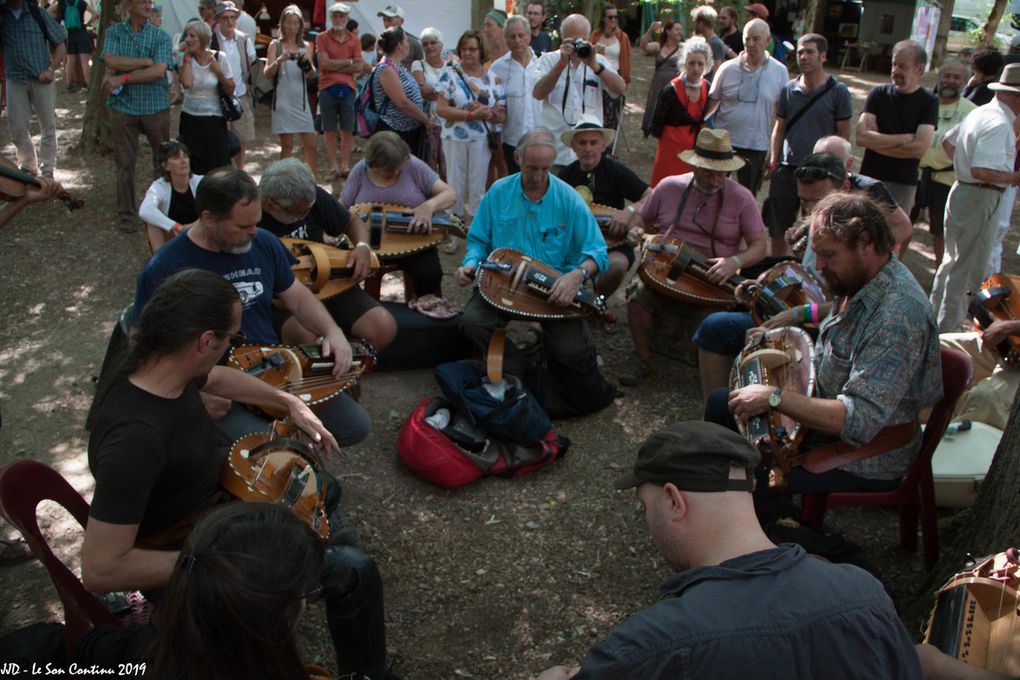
[217,392,371,448]
[692,311,756,356]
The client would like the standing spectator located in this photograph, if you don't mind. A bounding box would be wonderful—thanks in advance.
[264,5,317,173]
[198,0,215,28]
[411,26,449,178]
[719,7,742,58]
[964,47,1005,106]
[49,0,95,92]
[316,2,361,181]
[377,4,422,69]
[212,1,255,169]
[765,33,852,255]
[591,4,629,134]
[638,19,683,138]
[100,0,171,233]
[435,30,506,221]
[690,5,726,79]
[526,1,552,56]
[373,27,429,153]
[178,19,234,175]
[1,0,66,178]
[707,18,788,197]
[856,40,938,218]
[489,15,541,174]
[138,140,202,253]
[359,32,378,86]
[930,65,1020,333]
[916,60,975,267]
[533,14,625,168]
[482,9,508,64]
[236,5,257,42]
[650,37,711,186]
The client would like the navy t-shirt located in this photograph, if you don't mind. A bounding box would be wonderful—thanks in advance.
[132,229,296,343]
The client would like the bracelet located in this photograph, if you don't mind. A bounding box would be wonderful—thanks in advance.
[810,304,820,324]
[729,255,741,268]
[354,241,371,250]
[555,60,567,71]
[466,110,472,121]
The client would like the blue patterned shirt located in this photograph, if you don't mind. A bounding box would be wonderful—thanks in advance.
[1,3,67,83]
[100,20,171,116]
[463,173,608,275]
[371,57,423,132]
[811,256,941,479]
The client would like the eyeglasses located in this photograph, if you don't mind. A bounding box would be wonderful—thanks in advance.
[222,330,247,346]
[795,166,844,182]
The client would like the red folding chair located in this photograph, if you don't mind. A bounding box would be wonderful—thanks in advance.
[800,347,974,570]
[0,460,120,656]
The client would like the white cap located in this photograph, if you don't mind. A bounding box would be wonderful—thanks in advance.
[377,4,404,19]
[328,2,351,15]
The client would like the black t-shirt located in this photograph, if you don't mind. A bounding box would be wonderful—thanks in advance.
[167,186,197,227]
[850,173,898,213]
[258,185,351,242]
[87,378,224,536]
[557,155,648,209]
[859,84,939,185]
[722,30,743,57]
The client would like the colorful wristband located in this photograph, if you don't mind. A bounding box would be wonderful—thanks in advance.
[729,255,741,268]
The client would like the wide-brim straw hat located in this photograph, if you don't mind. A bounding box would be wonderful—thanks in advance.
[989,63,1020,94]
[679,128,745,172]
[560,113,616,147]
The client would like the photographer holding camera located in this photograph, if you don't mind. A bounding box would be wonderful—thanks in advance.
[264,5,318,173]
[532,13,625,168]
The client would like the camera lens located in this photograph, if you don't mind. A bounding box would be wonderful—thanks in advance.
[573,38,592,59]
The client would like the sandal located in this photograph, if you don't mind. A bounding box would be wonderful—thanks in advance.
[0,538,33,567]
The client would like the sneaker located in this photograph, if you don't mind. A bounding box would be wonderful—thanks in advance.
[617,358,651,387]
[118,219,139,234]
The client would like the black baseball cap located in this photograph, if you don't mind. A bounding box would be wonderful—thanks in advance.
[614,421,760,492]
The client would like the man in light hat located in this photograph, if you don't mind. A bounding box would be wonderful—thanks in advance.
[317,2,363,181]
[930,63,1020,333]
[212,0,255,168]
[619,128,766,386]
[535,421,922,680]
[377,4,422,68]
[557,115,652,297]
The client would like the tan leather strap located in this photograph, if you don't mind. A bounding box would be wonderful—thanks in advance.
[307,242,332,293]
[801,420,919,474]
[486,327,506,384]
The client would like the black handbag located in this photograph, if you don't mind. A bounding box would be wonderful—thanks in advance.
[218,83,243,121]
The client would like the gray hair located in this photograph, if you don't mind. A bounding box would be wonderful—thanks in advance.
[690,5,717,26]
[420,26,443,44]
[184,19,212,48]
[365,131,410,170]
[259,158,316,209]
[939,58,970,80]
[559,13,590,40]
[813,135,852,161]
[516,127,557,159]
[680,35,713,72]
[743,17,770,39]
[504,15,529,36]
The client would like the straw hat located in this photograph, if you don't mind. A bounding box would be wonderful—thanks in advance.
[560,114,616,147]
[988,63,1020,94]
[679,129,746,172]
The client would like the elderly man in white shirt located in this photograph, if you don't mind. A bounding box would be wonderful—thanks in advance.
[930,63,1020,333]
[706,17,788,196]
[212,1,255,168]
[490,14,541,173]
[532,13,626,168]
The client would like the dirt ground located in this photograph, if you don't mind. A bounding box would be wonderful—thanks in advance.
[1,55,1017,679]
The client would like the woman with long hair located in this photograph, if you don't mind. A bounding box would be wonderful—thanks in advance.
[264,5,317,173]
[410,27,449,179]
[639,18,683,138]
[650,37,711,185]
[591,4,630,132]
[148,502,324,680]
[138,140,203,253]
[435,30,506,222]
[373,27,430,154]
[178,19,235,174]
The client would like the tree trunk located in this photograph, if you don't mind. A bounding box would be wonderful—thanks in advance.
[905,393,1020,629]
[931,0,955,70]
[980,0,1008,46]
[80,0,122,154]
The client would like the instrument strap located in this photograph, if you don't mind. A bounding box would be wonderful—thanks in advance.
[667,179,725,258]
[306,241,332,293]
[486,328,506,384]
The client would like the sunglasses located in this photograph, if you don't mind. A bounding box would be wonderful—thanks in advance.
[795,166,843,182]
[225,330,247,346]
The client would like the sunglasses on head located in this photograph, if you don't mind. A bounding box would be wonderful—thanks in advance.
[795,166,843,182]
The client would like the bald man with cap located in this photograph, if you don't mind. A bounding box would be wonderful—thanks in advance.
[536,421,922,680]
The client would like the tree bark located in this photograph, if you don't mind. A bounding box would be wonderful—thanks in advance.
[980,0,1009,46]
[80,0,122,154]
[931,0,955,69]
[905,392,1020,630]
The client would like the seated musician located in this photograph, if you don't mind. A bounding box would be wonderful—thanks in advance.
[138,140,202,254]
[455,127,612,414]
[708,192,941,496]
[941,315,1020,430]
[556,115,652,297]
[620,128,766,386]
[131,167,371,447]
[85,270,394,680]
[340,131,459,307]
[258,157,397,352]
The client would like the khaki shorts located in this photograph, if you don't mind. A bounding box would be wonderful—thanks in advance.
[229,93,256,143]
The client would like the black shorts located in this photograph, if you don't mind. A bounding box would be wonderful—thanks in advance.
[608,242,636,269]
[271,285,382,339]
[66,29,94,55]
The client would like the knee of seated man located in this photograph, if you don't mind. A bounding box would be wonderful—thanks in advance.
[354,306,397,352]
[320,544,383,600]
[693,311,753,355]
[320,395,372,447]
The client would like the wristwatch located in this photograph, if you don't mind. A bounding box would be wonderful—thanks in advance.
[768,388,783,409]
[354,241,371,250]
[594,63,606,76]
[577,266,592,282]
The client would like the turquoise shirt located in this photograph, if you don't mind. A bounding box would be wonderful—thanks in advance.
[463,173,608,275]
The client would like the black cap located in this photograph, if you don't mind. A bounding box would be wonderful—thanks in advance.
[614,422,760,492]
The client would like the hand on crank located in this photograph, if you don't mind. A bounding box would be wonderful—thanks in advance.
[320,330,353,376]
[982,319,1020,349]
[785,223,807,248]
[456,264,476,286]
[626,225,645,247]
[728,384,775,422]
[287,398,340,458]
[760,307,797,331]
[349,245,374,283]
[409,203,434,233]
[547,269,584,307]
[607,211,632,238]
[734,280,755,306]
[25,177,63,205]
[706,256,739,284]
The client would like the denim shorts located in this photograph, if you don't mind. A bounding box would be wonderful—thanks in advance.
[319,85,357,132]
[692,310,756,356]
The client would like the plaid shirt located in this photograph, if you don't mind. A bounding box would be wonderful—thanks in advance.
[1,3,67,84]
[100,20,171,116]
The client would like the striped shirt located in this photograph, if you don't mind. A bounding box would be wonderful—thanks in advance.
[100,20,171,116]
[1,3,67,83]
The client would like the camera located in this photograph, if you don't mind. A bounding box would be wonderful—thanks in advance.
[572,38,592,59]
[291,52,312,73]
